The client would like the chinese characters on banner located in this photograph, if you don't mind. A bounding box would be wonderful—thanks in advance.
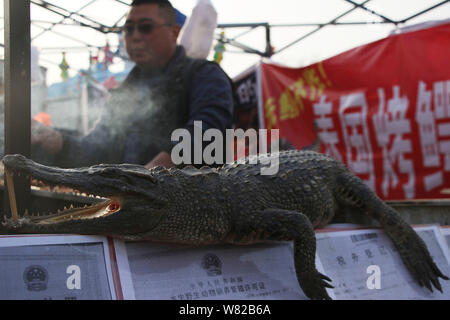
[259,21,450,200]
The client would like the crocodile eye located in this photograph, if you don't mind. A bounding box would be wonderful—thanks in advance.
[106,201,121,213]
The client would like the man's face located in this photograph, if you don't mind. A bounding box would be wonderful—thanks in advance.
[124,4,180,69]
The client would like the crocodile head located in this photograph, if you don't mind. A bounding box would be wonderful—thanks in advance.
[1,154,169,237]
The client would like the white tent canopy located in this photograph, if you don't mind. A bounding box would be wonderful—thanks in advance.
[1,0,449,84]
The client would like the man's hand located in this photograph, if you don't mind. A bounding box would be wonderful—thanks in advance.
[31,119,63,154]
[145,151,175,169]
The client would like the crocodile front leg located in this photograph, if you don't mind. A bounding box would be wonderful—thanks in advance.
[226,209,333,300]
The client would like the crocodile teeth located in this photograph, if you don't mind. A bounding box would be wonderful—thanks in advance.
[5,167,19,223]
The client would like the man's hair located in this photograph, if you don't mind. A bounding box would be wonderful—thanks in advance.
[131,0,177,25]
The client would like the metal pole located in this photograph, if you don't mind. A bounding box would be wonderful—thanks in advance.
[274,0,372,55]
[399,0,450,24]
[265,24,272,57]
[4,0,31,217]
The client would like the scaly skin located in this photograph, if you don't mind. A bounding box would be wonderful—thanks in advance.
[1,150,448,299]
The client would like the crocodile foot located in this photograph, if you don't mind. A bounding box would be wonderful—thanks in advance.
[396,230,449,292]
[298,270,334,300]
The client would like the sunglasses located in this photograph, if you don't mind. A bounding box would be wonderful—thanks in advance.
[122,23,172,36]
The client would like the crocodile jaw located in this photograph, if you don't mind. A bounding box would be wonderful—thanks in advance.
[3,163,124,225]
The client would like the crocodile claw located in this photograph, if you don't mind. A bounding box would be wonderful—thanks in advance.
[396,230,449,293]
[299,270,334,300]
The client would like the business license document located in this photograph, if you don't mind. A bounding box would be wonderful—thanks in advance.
[0,235,117,300]
[114,241,310,300]
[315,225,450,300]
[441,226,450,253]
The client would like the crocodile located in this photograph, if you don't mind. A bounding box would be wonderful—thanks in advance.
[1,150,448,299]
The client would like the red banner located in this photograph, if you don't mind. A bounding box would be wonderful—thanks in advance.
[260,22,450,200]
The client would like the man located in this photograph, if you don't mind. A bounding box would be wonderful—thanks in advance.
[32,0,234,169]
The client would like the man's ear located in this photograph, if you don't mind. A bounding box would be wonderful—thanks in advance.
[172,24,181,39]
